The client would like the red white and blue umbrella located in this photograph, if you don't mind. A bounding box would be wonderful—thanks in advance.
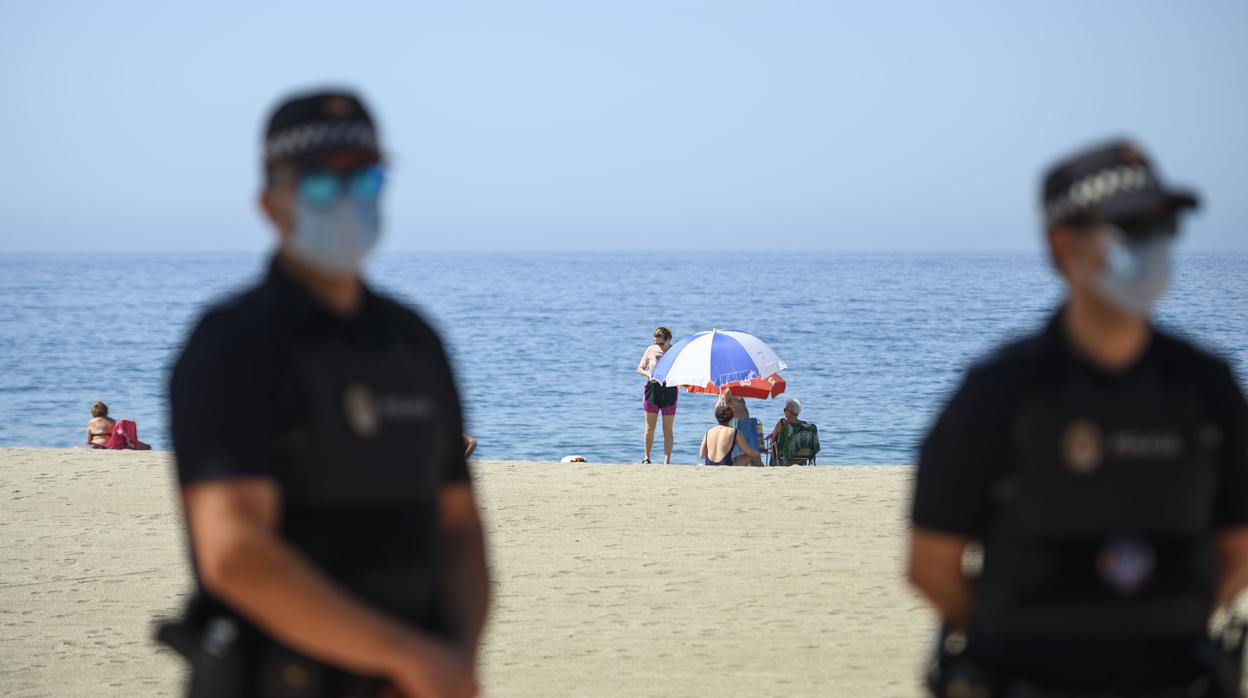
[651,329,788,399]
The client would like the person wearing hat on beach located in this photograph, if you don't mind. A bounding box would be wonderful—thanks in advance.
[907,140,1248,695]
[163,90,489,697]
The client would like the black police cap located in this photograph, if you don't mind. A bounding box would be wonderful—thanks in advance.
[263,89,380,170]
[1041,140,1199,230]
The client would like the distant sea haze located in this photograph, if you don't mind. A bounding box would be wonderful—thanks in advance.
[1,251,1244,464]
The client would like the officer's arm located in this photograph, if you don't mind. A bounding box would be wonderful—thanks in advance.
[908,527,973,629]
[437,481,491,662]
[1213,363,1248,611]
[1216,528,1248,610]
[184,477,469,685]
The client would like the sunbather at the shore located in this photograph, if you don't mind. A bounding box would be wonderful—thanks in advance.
[720,393,765,464]
[86,402,115,448]
[701,404,763,467]
[85,401,150,450]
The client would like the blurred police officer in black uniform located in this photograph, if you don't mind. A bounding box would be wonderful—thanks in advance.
[163,90,489,697]
[908,140,1248,696]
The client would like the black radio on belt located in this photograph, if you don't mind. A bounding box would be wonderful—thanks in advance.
[155,600,389,698]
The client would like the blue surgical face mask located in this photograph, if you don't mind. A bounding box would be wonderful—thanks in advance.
[1094,225,1173,316]
[287,193,381,277]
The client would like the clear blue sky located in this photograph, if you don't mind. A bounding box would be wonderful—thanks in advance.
[1,1,1245,252]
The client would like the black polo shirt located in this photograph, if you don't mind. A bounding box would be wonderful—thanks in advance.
[913,309,1248,538]
[169,257,468,632]
[912,307,1248,686]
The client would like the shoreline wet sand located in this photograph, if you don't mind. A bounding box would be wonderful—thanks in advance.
[0,447,933,696]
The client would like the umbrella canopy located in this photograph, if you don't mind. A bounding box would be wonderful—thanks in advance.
[651,329,788,399]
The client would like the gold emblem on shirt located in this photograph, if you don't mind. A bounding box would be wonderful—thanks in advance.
[1062,419,1103,475]
[343,382,381,439]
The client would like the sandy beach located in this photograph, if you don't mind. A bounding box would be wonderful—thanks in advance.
[1,448,934,696]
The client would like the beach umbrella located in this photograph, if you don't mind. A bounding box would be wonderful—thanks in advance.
[651,329,788,399]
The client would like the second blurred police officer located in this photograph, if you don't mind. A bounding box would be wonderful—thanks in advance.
[908,140,1248,695]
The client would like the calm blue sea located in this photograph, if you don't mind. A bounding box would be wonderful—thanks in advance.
[0,251,1244,464]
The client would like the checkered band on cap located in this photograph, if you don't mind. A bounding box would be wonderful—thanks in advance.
[1043,164,1156,227]
[264,120,377,165]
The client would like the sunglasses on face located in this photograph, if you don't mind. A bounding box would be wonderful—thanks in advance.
[1082,215,1178,242]
[296,165,385,206]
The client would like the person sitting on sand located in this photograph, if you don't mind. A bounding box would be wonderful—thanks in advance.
[464,433,477,458]
[86,401,115,448]
[85,401,151,450]
[720,393,765,464]
[701,404,763,467]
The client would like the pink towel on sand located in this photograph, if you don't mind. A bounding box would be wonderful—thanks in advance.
[106,420,139,450]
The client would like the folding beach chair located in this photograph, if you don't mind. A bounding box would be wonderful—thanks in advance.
[732,417,765,464]
[770,421,820,466]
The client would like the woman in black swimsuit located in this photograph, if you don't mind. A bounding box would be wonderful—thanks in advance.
[700,403,762,466]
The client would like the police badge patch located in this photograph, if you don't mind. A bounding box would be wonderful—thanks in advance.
[343,382,381,439]
[1062,419,1103,475]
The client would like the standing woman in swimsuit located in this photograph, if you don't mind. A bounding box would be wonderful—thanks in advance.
[636,326,677,464]
[86,401,116,448]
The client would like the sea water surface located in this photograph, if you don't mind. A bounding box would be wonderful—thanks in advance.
[1,251,1244,464]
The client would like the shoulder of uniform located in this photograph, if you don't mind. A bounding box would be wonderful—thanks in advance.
[966,327,1054,384]
[1152,325,1226,364]
[177,283,276,363]
[1151,326,1238,382]
[369,291,444,345]
[931,328,1055,424]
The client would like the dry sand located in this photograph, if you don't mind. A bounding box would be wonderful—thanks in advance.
[0,448,934,696]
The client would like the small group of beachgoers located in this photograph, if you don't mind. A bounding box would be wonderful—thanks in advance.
[636,327,821,466]
[700,395,818,466]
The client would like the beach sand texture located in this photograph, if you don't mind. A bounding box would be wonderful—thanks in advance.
[1,448,935,696]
